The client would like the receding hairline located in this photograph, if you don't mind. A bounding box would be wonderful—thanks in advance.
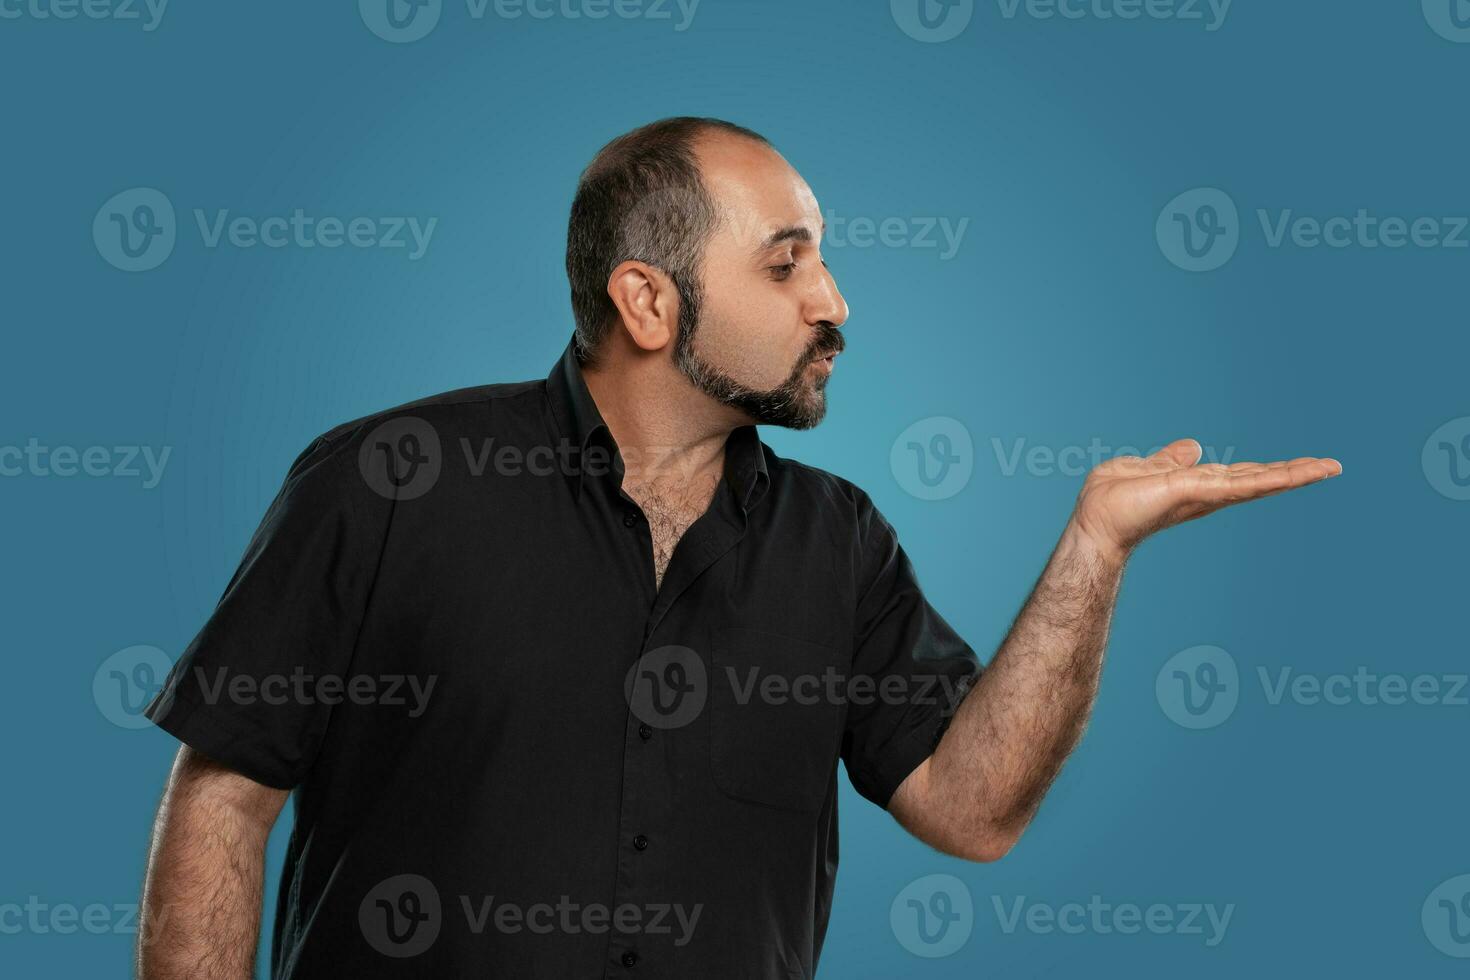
[580,118,774,182]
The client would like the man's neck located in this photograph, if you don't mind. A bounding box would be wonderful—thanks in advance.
[580,355,742,491]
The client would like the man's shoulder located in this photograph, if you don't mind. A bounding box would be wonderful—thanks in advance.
[759,448,900,568]
[311,379,546,451]
[760,443,881,515]
[268,379,547,493]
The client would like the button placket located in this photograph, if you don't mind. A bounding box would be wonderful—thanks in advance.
[609,643,662,976]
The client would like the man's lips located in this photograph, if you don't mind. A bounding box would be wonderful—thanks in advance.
[809,334,844,371]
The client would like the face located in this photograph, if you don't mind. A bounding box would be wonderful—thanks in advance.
[674,134,848,430]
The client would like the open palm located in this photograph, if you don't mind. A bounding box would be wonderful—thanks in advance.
[1070,438,1343,559]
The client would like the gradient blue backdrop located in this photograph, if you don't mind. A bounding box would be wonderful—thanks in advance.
[2,0,1466,976]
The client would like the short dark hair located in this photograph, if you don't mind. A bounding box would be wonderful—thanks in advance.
[564,116,772,364]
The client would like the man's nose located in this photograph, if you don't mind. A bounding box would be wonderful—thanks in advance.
[807,263,848,329]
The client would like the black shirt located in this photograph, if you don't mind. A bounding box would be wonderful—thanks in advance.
[145,334,982,979]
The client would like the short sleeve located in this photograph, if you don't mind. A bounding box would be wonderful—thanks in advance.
[841,493,982,810]
[144,433,387,790]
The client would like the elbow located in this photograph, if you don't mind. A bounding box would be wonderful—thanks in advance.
[954,821,1023,863]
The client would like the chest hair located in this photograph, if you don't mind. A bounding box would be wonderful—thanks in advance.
[625,473,723,590]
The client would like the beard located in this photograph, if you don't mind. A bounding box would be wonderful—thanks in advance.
[671,276,845,431]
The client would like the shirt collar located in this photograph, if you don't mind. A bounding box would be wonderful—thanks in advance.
[543,333,769,511]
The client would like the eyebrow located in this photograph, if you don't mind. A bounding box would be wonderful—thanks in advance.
[751,222,823,257]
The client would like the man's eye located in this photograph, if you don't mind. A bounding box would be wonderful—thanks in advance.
[769,262,796,281]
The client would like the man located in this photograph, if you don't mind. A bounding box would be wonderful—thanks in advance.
[137,116,1341,979]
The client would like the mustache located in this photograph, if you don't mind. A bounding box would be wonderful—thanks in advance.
[805,324,845,361]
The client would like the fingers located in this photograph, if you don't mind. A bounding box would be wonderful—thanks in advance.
[1181,457,1341,502]
[1193,457,1328,478]
[1100,442,1344,490]
[1225,458,1343,483]
[1242,458,1341,493]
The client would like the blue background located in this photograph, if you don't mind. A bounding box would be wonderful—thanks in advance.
[2,0,1466,975]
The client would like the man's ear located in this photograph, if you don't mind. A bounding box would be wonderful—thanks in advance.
[606,259,678,353]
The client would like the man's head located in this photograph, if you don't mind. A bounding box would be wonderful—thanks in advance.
[565,117,848,430]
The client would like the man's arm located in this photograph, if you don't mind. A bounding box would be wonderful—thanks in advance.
[888,438,1341,861]
[137,746,288,979]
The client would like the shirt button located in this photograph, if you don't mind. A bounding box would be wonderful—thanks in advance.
[633,834,649,851]
[638,723,652,740]
[622,511,638,527]
[621,950,639,967]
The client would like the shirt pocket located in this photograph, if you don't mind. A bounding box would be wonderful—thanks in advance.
[708,625,846,812]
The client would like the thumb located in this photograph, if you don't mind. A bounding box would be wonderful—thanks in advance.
[1149,438,1204,469]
